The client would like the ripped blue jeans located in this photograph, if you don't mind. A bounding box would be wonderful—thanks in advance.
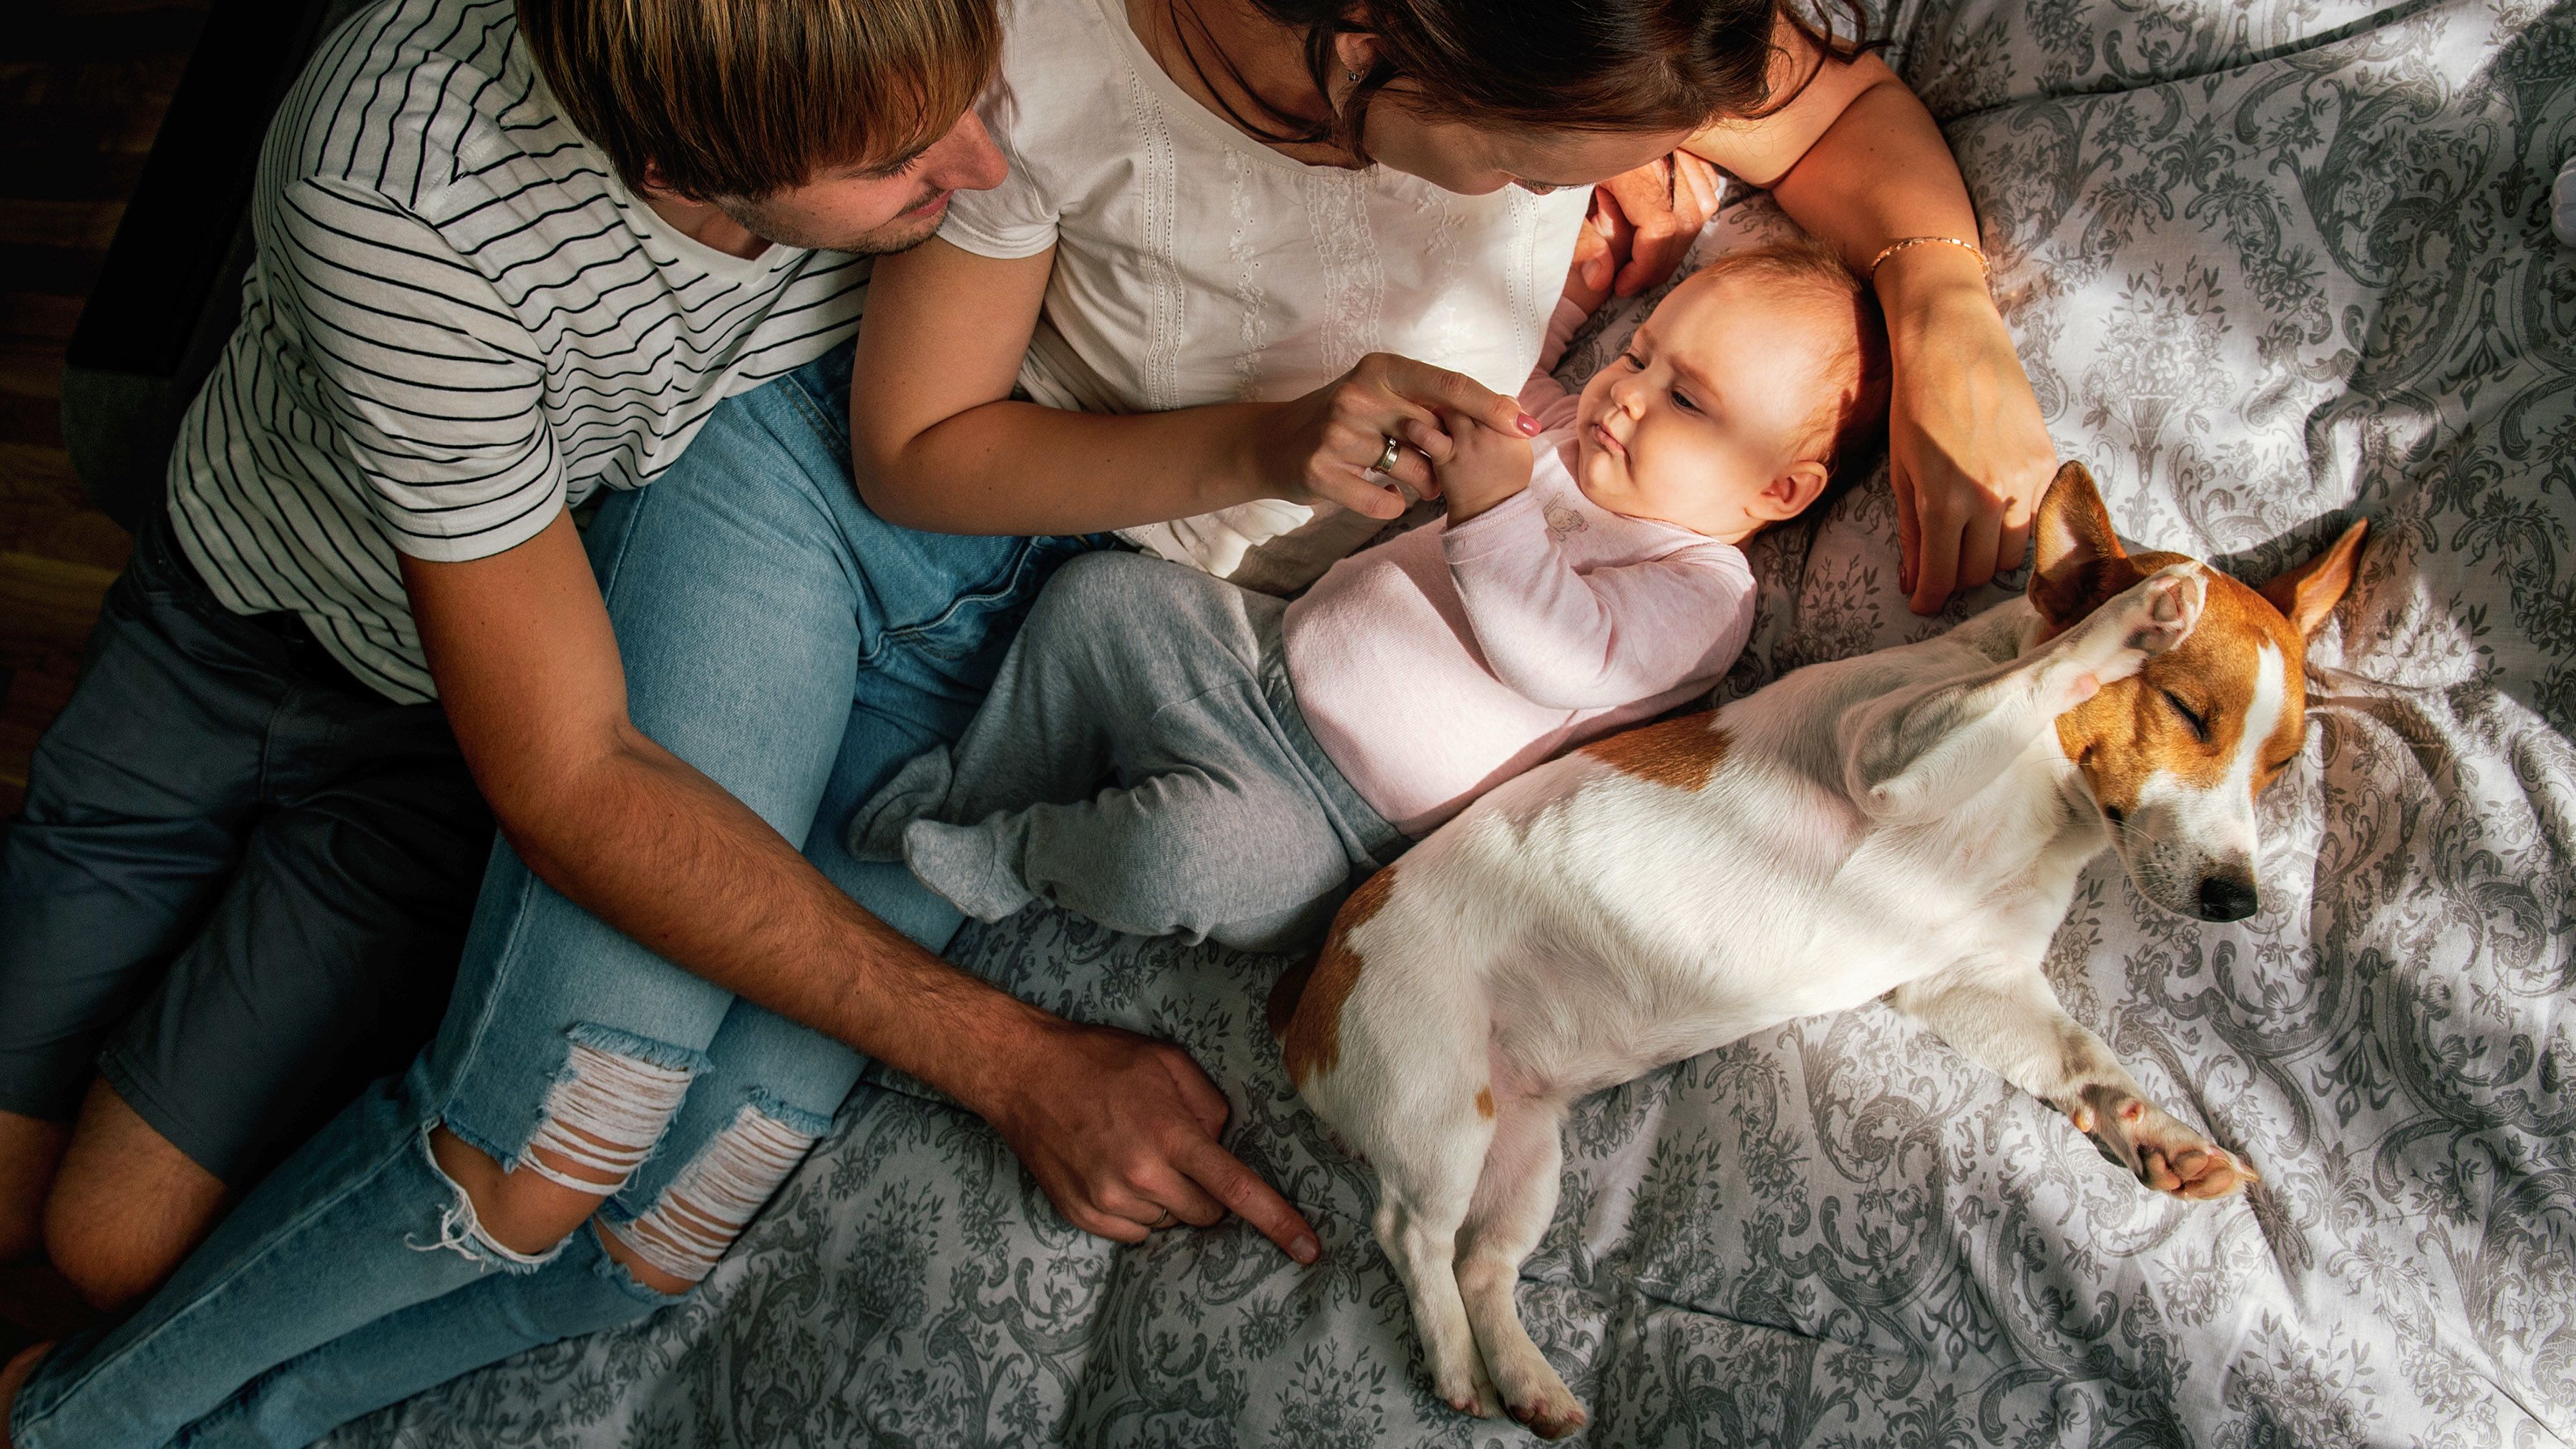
[7,340,1102,1449]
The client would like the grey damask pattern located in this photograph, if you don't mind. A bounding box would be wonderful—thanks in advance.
[333,3,2572,1444]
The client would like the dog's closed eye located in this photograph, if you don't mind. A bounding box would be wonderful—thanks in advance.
[2161,690,2210,743]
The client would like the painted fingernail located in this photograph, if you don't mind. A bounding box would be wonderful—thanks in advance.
[1290,1234,1321,1264]
[1516,413,1541,436]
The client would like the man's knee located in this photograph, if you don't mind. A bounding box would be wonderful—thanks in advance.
[42,1084,225,1311]
[431,1029,700,1261]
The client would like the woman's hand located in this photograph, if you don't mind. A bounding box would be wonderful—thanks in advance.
[1576,152,1724,299]
[1877,245,2058,613]
[1257,353,1538,521]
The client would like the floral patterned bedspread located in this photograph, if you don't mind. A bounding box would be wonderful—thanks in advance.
[335,2,2573,1443]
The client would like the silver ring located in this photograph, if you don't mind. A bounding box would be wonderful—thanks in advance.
[1372,434,1403,474]
[1148,1211,1178,1230]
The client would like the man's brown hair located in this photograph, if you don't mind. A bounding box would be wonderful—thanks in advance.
[517,0,999,200]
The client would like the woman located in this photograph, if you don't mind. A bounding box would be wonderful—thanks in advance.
[4,2,2049,1445]
[855,0,2049,613]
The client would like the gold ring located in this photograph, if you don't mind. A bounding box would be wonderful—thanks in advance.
[1372,434,1402,474]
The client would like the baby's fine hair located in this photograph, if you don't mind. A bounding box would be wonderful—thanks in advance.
[1686,236,1893,514]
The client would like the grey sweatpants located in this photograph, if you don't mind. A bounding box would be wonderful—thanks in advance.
[847,550,1404,953]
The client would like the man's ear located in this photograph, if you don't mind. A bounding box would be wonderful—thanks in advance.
[633,160,701,205]
[2258,516,2368,636]
[1755,460,1830,523]
[2027,461,2128,632]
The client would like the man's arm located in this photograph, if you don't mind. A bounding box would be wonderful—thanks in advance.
[403,512,1319,1259]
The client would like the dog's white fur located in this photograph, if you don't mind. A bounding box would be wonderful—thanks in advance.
[1278,464,2367,1438]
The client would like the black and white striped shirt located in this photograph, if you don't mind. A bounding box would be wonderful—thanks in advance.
[167,0,870,702]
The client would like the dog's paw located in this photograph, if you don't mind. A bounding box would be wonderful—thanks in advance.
[2072,1084,2258,1201]
[2068,565,2205,692]
[1437,1357,1504,1420]
[2120,565,2205,657]
[1510,1389,1590,1440]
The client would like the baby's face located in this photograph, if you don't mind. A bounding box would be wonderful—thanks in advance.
[1571,270,1841,541]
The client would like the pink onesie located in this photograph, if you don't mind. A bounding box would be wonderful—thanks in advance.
[1284,328,1757,837]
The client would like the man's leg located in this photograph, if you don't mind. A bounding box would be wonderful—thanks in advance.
[0,514,274,1274]
[6,342,1081,1448]
[40,665,492,1312]
[39,1084,225,1312]
[0,1116,67,1265]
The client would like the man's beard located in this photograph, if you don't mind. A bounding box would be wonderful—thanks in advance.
[718,188,952,255]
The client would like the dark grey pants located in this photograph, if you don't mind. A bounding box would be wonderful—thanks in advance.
[847,550,1404,954]
[0,509,490,1184]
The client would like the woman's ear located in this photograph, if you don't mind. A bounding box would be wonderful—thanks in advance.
[1754,460,1830,522]
[1332,29,1380,82]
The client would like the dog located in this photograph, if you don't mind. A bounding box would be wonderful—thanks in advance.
[1269,462,2368,1439]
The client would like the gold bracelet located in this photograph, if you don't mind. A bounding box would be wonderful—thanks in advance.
[1866,235,1989,286]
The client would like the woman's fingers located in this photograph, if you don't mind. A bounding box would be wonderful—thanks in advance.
[1996,509,2034,577]
[1891,462,1924,602]
[1955,496,2003,597]
[1676,150,1724,218]
[1600,155,1704,296]
[1377,355,1533,439]
[1309,462,1410,519]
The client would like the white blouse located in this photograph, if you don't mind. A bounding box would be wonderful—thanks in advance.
[940,0,1590,585]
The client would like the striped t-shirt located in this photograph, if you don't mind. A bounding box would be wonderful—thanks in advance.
[167,0,871,702]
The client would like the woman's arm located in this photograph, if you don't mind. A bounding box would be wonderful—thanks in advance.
[402,514,1319,1261]
[848,238,1535,535]
[1682,29,2058,615]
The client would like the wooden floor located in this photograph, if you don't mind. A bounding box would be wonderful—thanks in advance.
[0,0,208,1358]
[0,0,206,817]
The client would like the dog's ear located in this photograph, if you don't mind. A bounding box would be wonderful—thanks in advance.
[2027,462,2129,631]
[2258,517,2368,637]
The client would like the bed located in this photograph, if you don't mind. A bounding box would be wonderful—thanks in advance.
[333,0,2574,1441]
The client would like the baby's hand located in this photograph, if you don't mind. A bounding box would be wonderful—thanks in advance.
[1436,409,1535,525]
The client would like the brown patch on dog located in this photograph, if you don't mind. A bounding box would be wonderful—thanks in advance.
[1475,1087,1496,1119]
[1279,867,1398,1089]
[1582,712,1730,791]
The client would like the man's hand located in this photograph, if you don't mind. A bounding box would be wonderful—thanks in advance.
[1436,409,1537,526]
[982,1018,1321,1262]
[1579,152,1724,300]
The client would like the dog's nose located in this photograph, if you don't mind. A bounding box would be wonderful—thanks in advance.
[2197,873,2258,922]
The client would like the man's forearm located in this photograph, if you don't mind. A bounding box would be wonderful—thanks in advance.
[497,723,1055,1118]
[858,394,1282,537]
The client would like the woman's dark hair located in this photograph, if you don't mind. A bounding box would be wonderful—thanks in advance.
[1181,0,1878,155]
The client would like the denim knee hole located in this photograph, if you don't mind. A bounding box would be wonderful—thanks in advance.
[612,1099,827,1284]
[517,1027,701,1195]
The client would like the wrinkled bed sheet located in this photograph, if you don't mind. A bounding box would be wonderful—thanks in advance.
[335,2,2573,1443]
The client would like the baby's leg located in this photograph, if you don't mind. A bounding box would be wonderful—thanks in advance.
[847,554,1146,859]
[899,694,1364,950]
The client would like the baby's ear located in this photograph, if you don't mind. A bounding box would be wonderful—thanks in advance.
[1757,460,1830,522]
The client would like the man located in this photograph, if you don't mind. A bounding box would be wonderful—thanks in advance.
[1,0,1319,1442]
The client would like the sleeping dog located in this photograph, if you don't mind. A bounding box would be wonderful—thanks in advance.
[1270,462,2367,1438]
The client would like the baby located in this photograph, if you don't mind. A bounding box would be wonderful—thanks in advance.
[850,238,1891,952]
